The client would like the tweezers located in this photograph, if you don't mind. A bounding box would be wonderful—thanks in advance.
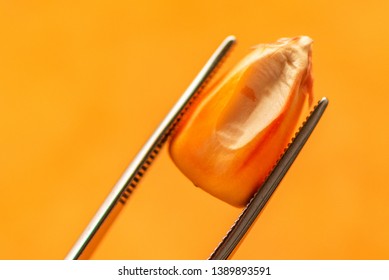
[66,36,328,260]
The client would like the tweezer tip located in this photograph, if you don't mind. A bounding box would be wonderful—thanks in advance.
[320,97,329,106]
[224,35,237,45]
[316,97,329,114]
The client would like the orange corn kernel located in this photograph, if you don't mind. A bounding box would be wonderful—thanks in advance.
[169,36,314,207]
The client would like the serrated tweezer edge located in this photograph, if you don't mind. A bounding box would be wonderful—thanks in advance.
[209,97,329,260]
[65,36,236,260]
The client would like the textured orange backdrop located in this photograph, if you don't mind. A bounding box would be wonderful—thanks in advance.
[0,1,388,259]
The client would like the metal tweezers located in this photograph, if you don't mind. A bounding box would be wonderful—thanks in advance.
[66,36,328,260]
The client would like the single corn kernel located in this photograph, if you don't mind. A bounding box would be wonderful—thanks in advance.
[169,36,314,207]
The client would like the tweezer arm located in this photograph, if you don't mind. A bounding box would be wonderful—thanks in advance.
[209,97,329,260]
[66,36,236,260]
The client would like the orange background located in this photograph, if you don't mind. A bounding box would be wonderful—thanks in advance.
[0,1,388,259]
